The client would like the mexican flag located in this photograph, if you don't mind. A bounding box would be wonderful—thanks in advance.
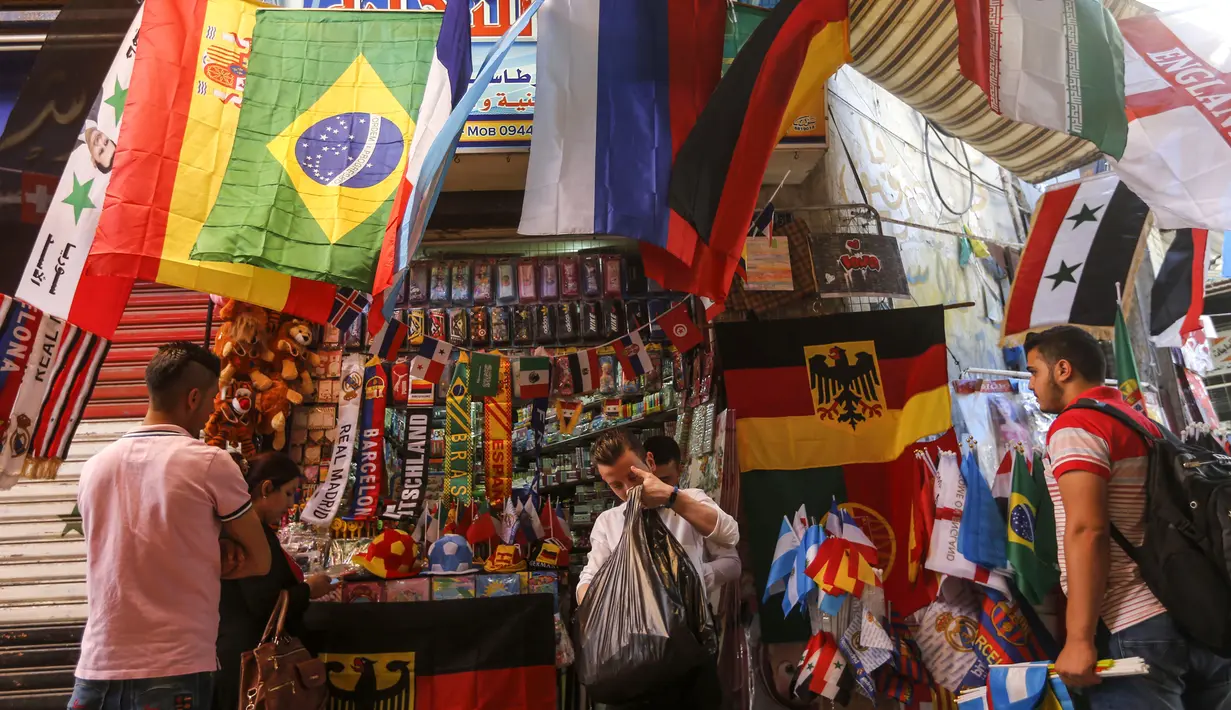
[1114,305,1146,412]
[955,0,1129,159]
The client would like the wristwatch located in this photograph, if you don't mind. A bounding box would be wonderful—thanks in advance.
[665,486,680,509]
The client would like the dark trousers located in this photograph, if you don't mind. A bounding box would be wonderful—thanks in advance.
[1090,613,1231,710]
[597,658,722,710]
[68,672,214,710]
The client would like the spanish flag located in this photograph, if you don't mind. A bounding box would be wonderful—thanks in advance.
[69,0,338,337]
[718,306,951,642]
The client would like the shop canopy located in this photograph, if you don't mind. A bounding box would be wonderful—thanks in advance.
[848,0,1154,184]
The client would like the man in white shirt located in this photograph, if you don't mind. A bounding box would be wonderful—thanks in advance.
[577,430,738,709]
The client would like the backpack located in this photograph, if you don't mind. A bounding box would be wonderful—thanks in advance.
[1068,398,1231,655]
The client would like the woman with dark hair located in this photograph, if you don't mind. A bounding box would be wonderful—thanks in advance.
[214,452,336,710]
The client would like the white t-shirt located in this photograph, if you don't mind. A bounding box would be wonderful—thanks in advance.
[578,488,740,604]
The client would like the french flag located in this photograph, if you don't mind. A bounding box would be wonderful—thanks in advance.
[517,0,724,266]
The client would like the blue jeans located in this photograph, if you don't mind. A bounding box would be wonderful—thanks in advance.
[1088,613,1231,710]
[68,672,214,710]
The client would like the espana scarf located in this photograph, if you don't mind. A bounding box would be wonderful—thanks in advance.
[484,357,513,508]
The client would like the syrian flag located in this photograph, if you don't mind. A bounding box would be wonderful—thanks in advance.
[409,336,453,384]
[612,329,653,381]
[807,634,849,700]
[1150,228,1209,347]
[513,356,552,399]
[792,633,824,699]
[564,349,601,394]
[1002,174,1150,345]
[954,0,1128,159]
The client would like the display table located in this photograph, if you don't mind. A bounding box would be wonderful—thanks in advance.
[301,595,557,710]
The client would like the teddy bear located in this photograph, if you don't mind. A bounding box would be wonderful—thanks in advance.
[204,379,257,459]
[214,299,273,391]
[256,378,305,451]
[265,316,321,396]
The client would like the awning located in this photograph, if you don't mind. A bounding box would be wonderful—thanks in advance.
[848,0,1154,183]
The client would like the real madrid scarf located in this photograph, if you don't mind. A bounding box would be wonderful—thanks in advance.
[301,354,365,526]
[347,358,387,521]
[24,328,109,480]
[0,300,42,455]
[0,313,66,490]
[382,404,434,523]
[484,357,513,508]
[444,351,473,506]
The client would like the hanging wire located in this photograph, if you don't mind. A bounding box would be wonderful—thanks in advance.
[924,119,975,216]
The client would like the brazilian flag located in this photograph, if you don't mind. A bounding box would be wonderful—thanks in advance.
[191,10,441,291]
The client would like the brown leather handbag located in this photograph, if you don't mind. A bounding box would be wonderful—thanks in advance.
[238,590,328,710]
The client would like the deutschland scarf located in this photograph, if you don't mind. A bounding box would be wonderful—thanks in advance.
[484,357,513,508]
[348,359,387,521]
[25,327,109,480]
[444,351,473,506]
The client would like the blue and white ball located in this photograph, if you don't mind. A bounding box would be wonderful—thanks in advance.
[295,111,404,189]
[428,533,475,575]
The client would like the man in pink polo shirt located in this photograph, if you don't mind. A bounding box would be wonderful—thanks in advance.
[70,342,271,710]
[1026,326,1231,709]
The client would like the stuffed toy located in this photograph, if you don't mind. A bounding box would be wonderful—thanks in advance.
[214,300,273,390]
[204,379,257,458]
[257,379,304,451]
[266,317,321,395]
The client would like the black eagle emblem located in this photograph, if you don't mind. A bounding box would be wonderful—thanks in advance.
[325,656,412,710]
[808,345,883,429]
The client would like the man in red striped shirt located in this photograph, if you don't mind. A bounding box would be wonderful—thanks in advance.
[1026,326,1231,709]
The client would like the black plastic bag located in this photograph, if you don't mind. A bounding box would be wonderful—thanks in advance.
[576,487,718,703]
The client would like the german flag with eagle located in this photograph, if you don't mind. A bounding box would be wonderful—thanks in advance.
[717,306,952,642]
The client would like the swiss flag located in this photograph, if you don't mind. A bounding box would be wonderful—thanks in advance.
[656,303,703,352]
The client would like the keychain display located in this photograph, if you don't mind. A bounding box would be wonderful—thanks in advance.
[560,303,580,343]
[408,263,430,305]
[518,260,538,302]
[448,308,469,346]
[537,304,557,342]
[582,256,602,298]
[561,256,581,298]
[428,308,447,341]
[451,261,472,303]
[430,263,450,303]
[602,300,624,340]
[581,302,601,340]
[491,306,511,344]
[539,257,560,302]
[470,307,490,346]
[497,261,517,303]
[473,260,494,305]
[407,309,425,346]
[602,255,622,297]
[514,306,534,345]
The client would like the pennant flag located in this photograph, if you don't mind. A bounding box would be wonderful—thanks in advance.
[518,0,725,263]
[786,523,824,615]
[1113,8,1231,232]
[22,327,110,481]
[1114,306,1146,412]
[1030,450,1060,581]
[764,516,800,602]
[954,0,1128,159]
[992,450,1014,513]
[1001,174,1150,345]
[656,303,704,353]
[792,632,824,699]
[409,336,453,384]
[443,351,473,506]
[554,399,585,437]
[792,503,809,542]
[74,0,340,338]
[957,691,989,710]
[328,288,371,333]
[925,452,1013,597]
[369,317,409,361]
[808,633,849,700]
[302,594,556,710]
[663,0,849,301]
[988,662,1049,710]
[1007,451,1060,605]
[1045,675,1078,710]
[483,357,514,508]
[907,452,937,584]
[612,329,653,381]
[513,356,551,399]
[1150,228,1209,348]
[470,352,502,398]
[563,348,600,394]
[14,6,144,320]
[957,449,1007,570]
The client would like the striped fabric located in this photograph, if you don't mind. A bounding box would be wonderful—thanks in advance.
[848,0,1152,183]
[1044,386,1166,633]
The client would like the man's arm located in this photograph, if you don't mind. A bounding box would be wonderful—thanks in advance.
[703,540,742,590]
[221,508,272,579]
[1054,471,1109,687]
[637,472,739,546]
[209,450,270,579]
[576,510,615,604]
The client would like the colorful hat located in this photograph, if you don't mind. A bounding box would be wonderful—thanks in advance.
[352,529,420,579]
[529,538,570,570]
[427,533,477,575]
[484,543,527,573]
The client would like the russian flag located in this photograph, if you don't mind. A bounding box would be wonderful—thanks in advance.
[517,0,724,265]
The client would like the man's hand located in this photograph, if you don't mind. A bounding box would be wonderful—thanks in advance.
[220,538,246,579]
[307,573,339,599]
[635,467,675,508]
[1054,639,1102,688]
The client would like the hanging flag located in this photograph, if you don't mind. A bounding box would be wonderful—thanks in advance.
[612,329,653,381]
[347,359,387,521]
[764,516,801,602]
[808,633,850,701]
[1007,450,1060,605]
[443,351,473,506]
[328,288,371,333]
[470,352,502,398]
[907,452,936,584]
[513,356,552,399]
[656,303,704,353]
[382,404,432,523]
[1114,307,1145,412]
[518,0,724,263]
[792,632,823,699]
[23,328,110,481]
[369,318,409,361]
[1001,174,1150,345]
[484,357,514,508]
[957,449,1007,570]
[14,6,144,320]
[954,0,1128,159]
[1112,8,1231,232]
[785,523,824,615]
[1150,228,1210,348]
[73,0,340,338]
[925,452,1013,596]
[563,348,600,394]
[663,0,850,301]
[409,336,453,384]
[1030,450,1060,581]
[987,662,1049,710]
[301,354,365,525]
[555,399,585,437]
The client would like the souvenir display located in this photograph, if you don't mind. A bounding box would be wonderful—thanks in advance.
[581,302,601,340]
[473,260,494,305]
[647,299,668,341]
[514,306,534,345]
[602,255,622,297]
[470,306,490,346]
[537,304,557,342]
[428,308,447,341]
[448,307,469,346]
[518,259,538,302]
[560,303,581,343]
[626,301,648,332]
[602,300,624,340]
[491,306,512,345]
[451,260,473,303]
[561,256,581,298]
[582,256,602,298]
[407,308,425,346]
[539,257,560,301]
[624,258,647,295]
[407,262,430,305]
[430,262,450,303]
[497,260,518,303]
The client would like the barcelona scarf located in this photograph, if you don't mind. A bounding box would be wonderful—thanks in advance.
[24,327,109,480]
[718,306,951,643]
[483,357,513,508]
[347,359,387,521]
[444,351,473,506]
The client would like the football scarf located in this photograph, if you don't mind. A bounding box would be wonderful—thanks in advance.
[383,405,434,523]
[0,313,67,490]
[347,359,387,521]
[24,327,109,480]
[444,351,473,506]
[301,354,365,526]
[484,357,514,508]
[0,300,43,447]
